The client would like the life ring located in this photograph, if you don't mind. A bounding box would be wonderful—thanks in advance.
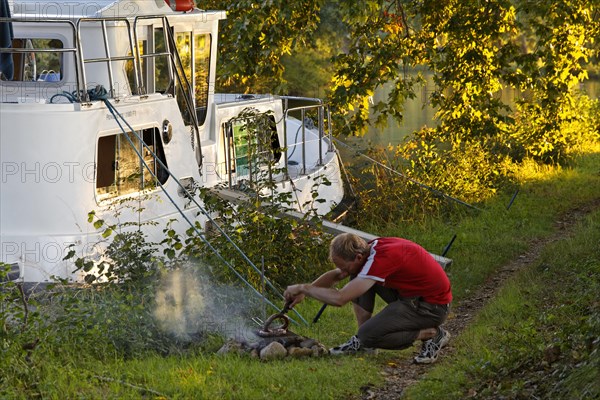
[164,0,195,12]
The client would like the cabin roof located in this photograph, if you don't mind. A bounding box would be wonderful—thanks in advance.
[12,0,224,19]
[214,94,277,106]
[13,0,170,18]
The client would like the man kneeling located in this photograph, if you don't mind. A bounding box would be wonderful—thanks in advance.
[284,233,452,364]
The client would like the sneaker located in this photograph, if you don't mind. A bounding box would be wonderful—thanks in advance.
[414,328,450,364]
[329,335,376,355]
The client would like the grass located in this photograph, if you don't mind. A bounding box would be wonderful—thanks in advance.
[403,209,600,399]
[2,146,599,399]
[5,336,381,399]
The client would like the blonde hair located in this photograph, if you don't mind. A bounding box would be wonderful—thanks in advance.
[329,233,370,262]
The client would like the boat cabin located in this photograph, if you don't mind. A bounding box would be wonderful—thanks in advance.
[0,0,344,283]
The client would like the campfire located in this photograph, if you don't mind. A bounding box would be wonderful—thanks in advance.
[217,330,329,360]
[216,301,330,360]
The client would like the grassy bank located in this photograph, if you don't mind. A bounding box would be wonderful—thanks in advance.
[404,201,600,398]
[2,147,599,399]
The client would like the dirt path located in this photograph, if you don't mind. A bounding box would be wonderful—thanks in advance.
[358,198,600,400]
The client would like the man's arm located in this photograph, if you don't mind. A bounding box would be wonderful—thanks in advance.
[311,268,349,287]
[285,277,376,307]
[285,268,349,307]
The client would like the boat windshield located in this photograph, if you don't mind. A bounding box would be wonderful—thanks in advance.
[172,30,211,126]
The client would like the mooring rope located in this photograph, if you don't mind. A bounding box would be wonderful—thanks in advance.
[333,137,482,211]
[86,86,307,325]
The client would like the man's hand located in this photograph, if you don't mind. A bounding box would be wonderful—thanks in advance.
[284,284,306,307]
[286,277,376,307]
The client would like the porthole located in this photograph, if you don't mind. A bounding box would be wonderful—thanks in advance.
[162,119,173,144]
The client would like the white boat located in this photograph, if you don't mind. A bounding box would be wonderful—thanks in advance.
[0,0,344,283]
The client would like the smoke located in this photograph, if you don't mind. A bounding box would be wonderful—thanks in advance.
[153,262,263,343]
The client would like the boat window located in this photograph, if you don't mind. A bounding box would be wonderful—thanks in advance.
[226,115,281,178]
[132,27,173,95]
[194,33,211,125]
[125,40,147,94]
[2,38,63,82]
[125,48,136,93]
[96,127,169,201]
[175,31,193,125]
[139,40,148,88]
[171,31,211,126]
[154,28,172,94]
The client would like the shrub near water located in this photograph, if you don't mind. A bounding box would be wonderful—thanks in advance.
[188,185,332,290]
[349,92,599,226]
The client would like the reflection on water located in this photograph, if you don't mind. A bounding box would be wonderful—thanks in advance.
[579,78,599,100]
[366,70,438,147]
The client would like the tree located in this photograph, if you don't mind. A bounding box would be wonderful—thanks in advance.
[202,0,324,93]
[203,0,600,204]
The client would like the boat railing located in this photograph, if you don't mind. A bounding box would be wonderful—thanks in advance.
[0,18,83,99]
[76,15,203,168]
[222,97,335,189]
[0,17,140,101]
[76,17,138,101]
[282,96,334,176]
[132,15,174,96]
[0,14,203,167]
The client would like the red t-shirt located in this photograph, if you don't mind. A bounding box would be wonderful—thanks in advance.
[357,237,452,304]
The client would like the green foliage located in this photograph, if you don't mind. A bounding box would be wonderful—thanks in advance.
[280,39,335,98]
[512,93,600,163]
[208,0,599,213]
[327,0,421,136]
[191,186,331,291]
[47,285,180,359]
[202,0,323,93]
[0,265,47,399]
[67,206,165,286]
[504,1,598,163]
[280,2,346,97]
[328,0,597,166]
[419,0,516,150]
[332,1,599,221]
[346,127,515,225]
[52,205,192,361]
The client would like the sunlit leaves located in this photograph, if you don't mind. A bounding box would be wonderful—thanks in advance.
[506,0,597,163]
[203,0,323,93]
[327,0,418,135]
